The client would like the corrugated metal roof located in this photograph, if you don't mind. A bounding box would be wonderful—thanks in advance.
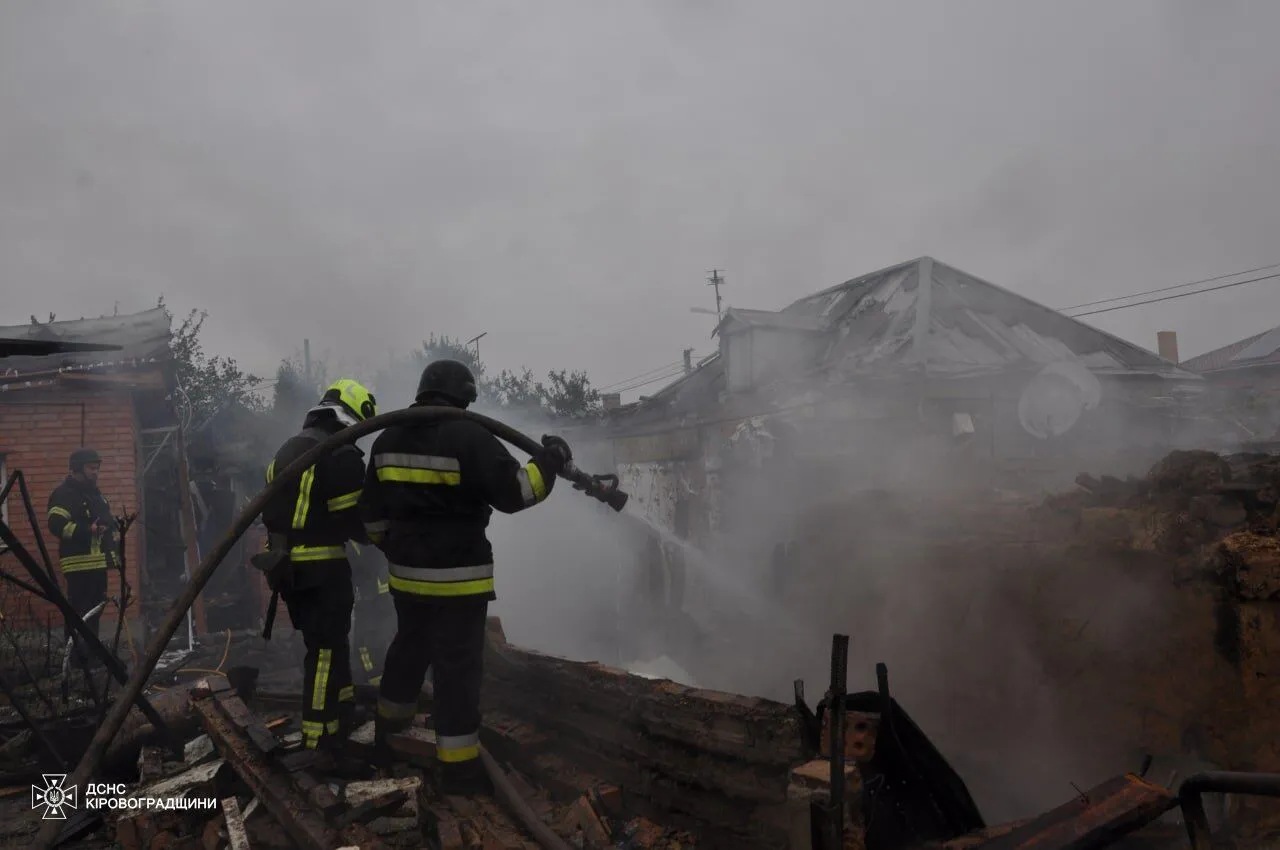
[0,308,172,376]
[1180,325,1280,373]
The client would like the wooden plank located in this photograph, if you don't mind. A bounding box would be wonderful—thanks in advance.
[193,696,387,850]
[221,796,251,850]
[214,693,280,754]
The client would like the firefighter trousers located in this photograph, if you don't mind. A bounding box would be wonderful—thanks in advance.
[377,594,489,794]
[352,586,393,686]
[282,572,355,749]
[64,569,108,669]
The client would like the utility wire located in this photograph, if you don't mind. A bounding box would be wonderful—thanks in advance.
[597,360,685,392]
[1066,272,1280,318]
[598,353,709,393]
[1058,261,1280,312]
[611,367,690,396]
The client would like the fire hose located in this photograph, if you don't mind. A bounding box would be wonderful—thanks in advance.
[33,407,627,850]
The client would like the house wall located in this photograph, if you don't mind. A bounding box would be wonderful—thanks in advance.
[0,387,144,631]
[723,328,824,393]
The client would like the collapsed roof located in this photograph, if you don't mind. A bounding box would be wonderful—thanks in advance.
[0,307,172,378]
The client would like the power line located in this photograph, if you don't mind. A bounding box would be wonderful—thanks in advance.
[611,366,688,395]
[1058,261,1280,312]
[597,359,684,392]
[1066,271,1280,318]
[611,367,689,396]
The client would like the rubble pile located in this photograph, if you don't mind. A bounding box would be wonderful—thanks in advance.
[1036,449,1280,563]
[0,618,827,849]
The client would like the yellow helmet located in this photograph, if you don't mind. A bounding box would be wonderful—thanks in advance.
[321,378,377,422]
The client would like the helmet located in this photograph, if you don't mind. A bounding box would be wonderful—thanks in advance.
[320,379,377,422]
[416,360,478,407]
[69,447,101,471]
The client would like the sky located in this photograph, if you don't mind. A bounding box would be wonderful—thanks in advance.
[2,0,1279,402]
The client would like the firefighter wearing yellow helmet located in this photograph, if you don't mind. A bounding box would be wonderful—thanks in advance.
[259,378,377,755]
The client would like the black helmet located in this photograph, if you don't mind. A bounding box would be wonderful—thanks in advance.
[416,360,478,407]
[69,447,101,471]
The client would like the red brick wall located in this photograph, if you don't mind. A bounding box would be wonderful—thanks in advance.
[0,387,143,631]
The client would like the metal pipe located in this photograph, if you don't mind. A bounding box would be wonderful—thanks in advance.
[33,406,617,850]
[1178,771,1280,850]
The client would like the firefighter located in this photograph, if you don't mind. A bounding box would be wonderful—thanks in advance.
[348,540,392,686]
[259,379,376,752]
[359,359,571,795]
[47,448,116,669]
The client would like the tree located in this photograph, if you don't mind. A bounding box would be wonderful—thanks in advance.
[378,333,604,421]
[161,297,263,426]
[488,368,543,412]
[541,369,602,419]
[272,357,322,418]
[420,334,486,382]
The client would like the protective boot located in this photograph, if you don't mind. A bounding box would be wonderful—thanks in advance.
[439,759,493,797]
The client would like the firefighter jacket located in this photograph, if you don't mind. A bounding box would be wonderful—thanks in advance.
[358,403,559,600]
[47,475,116,573]
[262,408,368,585]
[347,541,390,597]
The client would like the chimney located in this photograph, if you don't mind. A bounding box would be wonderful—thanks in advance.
[1157,331,1179,363]
[683,348,693,374]
[602,393,621,411]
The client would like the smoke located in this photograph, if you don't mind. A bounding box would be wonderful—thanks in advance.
[492,318,1198,826]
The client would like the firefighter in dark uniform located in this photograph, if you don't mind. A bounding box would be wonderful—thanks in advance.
[260,379,376,751]
[358,359,571,795]
[348,540,392,685]
[47,448,116,668]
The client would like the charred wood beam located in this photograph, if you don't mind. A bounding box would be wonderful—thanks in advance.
[191,695,387,850]
[0,520,175,752]
[977,773,1177,850]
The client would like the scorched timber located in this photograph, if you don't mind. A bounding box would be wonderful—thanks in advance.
[480,618,814,849]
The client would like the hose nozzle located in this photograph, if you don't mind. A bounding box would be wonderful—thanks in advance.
[562,463,629,512]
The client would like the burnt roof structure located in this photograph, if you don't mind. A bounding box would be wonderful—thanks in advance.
[0,307,172,378]
[782,257,1190,379]
[1179,325,1280,374]
[0,338,122,358]
[610,257,1197,432]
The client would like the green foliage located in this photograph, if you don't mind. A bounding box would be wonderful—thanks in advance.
[160,297,263,425]
[378,333,602,420]
[541,369,602,419]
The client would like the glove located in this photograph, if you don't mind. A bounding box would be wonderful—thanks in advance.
[541,434,571,465]
[538,434,572,478]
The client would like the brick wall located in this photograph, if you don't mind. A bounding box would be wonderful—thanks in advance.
[0,386,144,631]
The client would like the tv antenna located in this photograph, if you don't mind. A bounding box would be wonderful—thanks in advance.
[707,269,726,323]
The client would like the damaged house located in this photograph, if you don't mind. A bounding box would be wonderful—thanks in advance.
[604,258,1201,618]
[0,308,220,645]
[1179,323,1280,446]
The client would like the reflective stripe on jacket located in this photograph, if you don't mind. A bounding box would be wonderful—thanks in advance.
[261,411,367,566]
[357,402,558,599]
[47,476,113,573]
